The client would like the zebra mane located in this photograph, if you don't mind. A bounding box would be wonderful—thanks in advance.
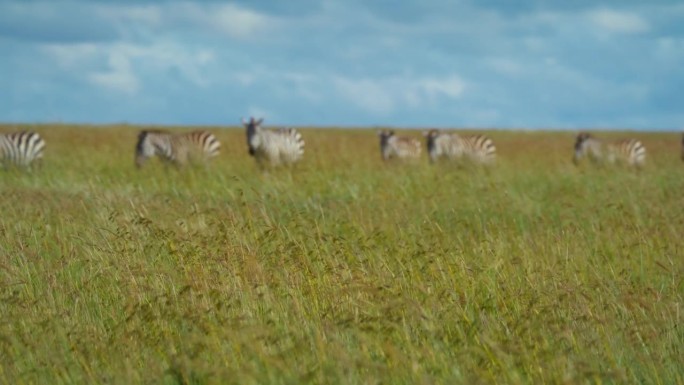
[137,129,170,141]
[377,129,397,139]
[139,129,169,136]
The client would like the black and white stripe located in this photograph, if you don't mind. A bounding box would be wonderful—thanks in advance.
[0,131,46,169]
[573,132,645,168]
[423,129,496,164]
[378,130,422,161]
[243,117,304,167]
[134,129,220,168]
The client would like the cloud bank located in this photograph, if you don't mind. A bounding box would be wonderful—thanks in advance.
[1,0,683,129]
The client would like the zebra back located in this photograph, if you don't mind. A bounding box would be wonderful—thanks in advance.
[574,132,645,167]
[424,129,495,164]
[135,129,220,168]
[0,131,46,168]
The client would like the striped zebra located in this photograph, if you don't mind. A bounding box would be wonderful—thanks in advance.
[0,131,46,169]
[243,117,304,167]
[573,132,645,168]
[134,129,220,168]
[378,130,422,161]
[423,129,496,165]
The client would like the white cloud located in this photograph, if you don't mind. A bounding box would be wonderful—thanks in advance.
[95,4,162,26]
[42,43,100,68]
[156,2,276,40]
[487,58,526,76]
[41,41,216,93]
[65,2,276,41]
[655,37,684,61]
[331,75,466,114]
[333,77,396,114]
[210,4,272,38]
[88,54,138,94]
[420,76,466,98]
[233,72,256,86]
[586,9,649,34]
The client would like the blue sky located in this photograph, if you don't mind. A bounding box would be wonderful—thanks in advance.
[1,0,683,129]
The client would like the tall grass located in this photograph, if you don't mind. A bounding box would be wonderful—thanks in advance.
[1,124,682,384]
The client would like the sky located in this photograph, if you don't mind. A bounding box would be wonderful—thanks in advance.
[1,0,683,130]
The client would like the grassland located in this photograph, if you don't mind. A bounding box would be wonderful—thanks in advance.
[1,124,683,384]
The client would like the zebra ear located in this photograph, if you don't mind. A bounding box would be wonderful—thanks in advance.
[241,117,248,125]
[256,118,264,125]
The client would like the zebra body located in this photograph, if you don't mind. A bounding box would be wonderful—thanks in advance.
[243,117,304,167]
[135,129,220,168]
[573,132,645,168]
[378,130,422,161]
[0,131,46,169]
[424,129,496,164]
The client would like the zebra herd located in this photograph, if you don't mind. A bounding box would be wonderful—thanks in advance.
[377,129,651,168]
[0,118,305,170]
[1,120,682,170]
[131,117,305,169]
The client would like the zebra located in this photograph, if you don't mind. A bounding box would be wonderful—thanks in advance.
[423,129,496,165]
[242,117,304,167]
[573,132,646,168]
[378,130,422,161]
[0,131,46,169]
[681,133,684,162]
[134,129,220,168]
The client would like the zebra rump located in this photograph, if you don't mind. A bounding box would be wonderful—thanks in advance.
[243,117,304,167]
[0,131,46,168]
[135,129,220,168]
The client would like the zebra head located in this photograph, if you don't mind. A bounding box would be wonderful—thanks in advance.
[242,117,264,156]
[573,132,593,165]
[377,129,395,146]
[378,129,399,161]
[423,129,441,152]
[135,130,158,168]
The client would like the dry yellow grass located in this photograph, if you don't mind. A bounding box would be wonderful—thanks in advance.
[1,124,682,384]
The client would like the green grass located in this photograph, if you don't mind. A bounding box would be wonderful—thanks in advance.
[1,124,683,384]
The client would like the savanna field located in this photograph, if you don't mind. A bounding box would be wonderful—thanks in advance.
[1,124,683,384]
